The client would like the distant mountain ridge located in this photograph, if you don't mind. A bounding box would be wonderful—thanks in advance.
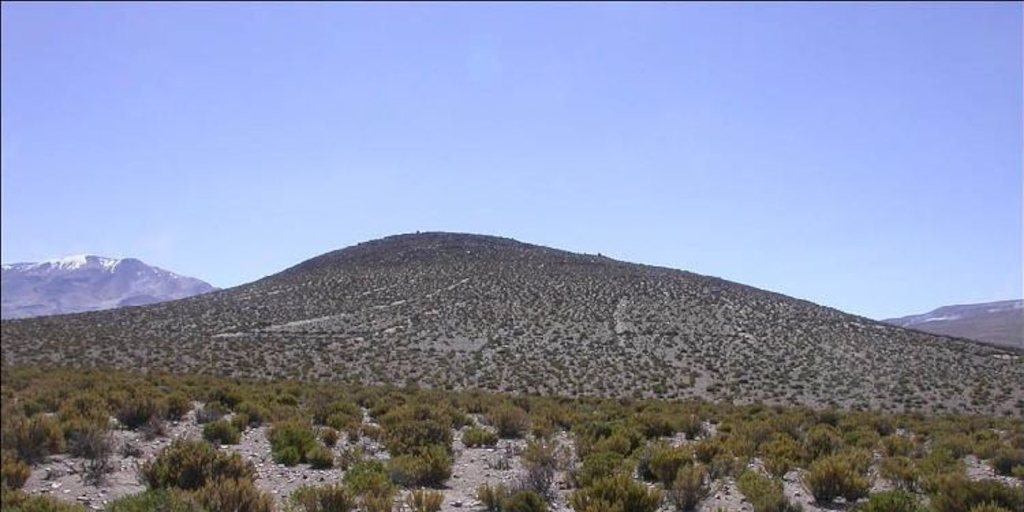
[1,254,217,319]
[884,299,1023,349]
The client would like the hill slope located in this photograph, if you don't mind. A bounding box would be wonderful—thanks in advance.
[1,255,217,319]
[884,300,1023,349]
[2,232,1021,415]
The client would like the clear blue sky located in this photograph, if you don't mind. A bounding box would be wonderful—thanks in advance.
[2,2,1021,320]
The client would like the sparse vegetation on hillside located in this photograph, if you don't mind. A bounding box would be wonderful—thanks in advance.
[2,233,1021,416]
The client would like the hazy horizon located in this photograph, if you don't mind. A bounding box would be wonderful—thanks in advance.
[2,2,1021,320]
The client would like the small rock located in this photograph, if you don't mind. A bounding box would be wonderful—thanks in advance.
[452,501,463,508]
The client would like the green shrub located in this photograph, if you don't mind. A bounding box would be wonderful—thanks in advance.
[644,443,693,485]
[917,449,967,493]
[116,394,167,430]
[269,422,317,466]
[488,405,531,439]
[306,444,335,470]
[503,490,548,512]
[344,460,394,497]
[0,489,88,511]
[463,427,499,448]
[737,471,801,512]
[803,453,870,503]
[879,456,919,491]
[388,445,453,487]
[520,439,561,496]
[361,492,395,512]
[569,474,663,512]
[405,489,444,512]
[379,405,453,456]
[854,491,926,512]
[989,448,1024,477]
[320,428,340,448]
[965,505,1014,512]
[291,483,356,512]
[140,439,254,490]
[881,435,917,457]
[930,478,1024,512]
[678,414,703,440]
[668,464,710,512]
[202,420,240,445]
[574,452,626,488]
[191,477,274,512]
[637,412,676,438]
[805,424,842,461]
[2,414,65,463]
[1,452,30,490]
[477,483,509,512]
[233,402,268,426]
[106,489,197,512]
[761,434,802,478]
[165,393,193,421]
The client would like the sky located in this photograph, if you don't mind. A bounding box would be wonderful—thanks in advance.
[1,2,1021,320]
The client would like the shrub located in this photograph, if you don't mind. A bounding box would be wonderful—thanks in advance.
[140,439,254,490]
[344,460,395,497]
[930,478,1024,512]
[191,477,274,512]
[140,416,168,441]
[989,448,1024,477]
[306,444,335,470]
[463,427,499,448]
[965,505,1014,512]
[855,491,926,512]
[165,393,192,421]
[361,492,395,512]
[0,489,88,511]
[881,435,917,457]
[269,422,318,466]
[116,394,166,430]
[520,439,561,497]
[379,405,453,456]
[291,483,356,512]
[574,452,626,488]
[1,452,30,490]
[405,489,444,512]
[568,474,663,512]
[477,483,509,512]
[503,490,548,512]
[879,456,919,491]
[233,401,268,426]
[917,449,967,493]
[202,420,240,445]
[668,464,710,512]
[321,428,340,448]
[488,405,531,439]
[637,412,676,438]
[3,414,65,463]
[802,454,870,503]
[643,443,693,485]
[194,403,227,425]
[737,471,801,512]
[69,427,113,485]
[106,489,197,512]
[388,446,453,488]
[761,434,802,478]
[678,414,703,440]
[804,424,842,461]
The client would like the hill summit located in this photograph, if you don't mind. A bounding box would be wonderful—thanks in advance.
[2,232,1020,415]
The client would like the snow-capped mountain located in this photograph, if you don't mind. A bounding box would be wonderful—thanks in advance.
[1,255,217,319]
[883,300,1023,349]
